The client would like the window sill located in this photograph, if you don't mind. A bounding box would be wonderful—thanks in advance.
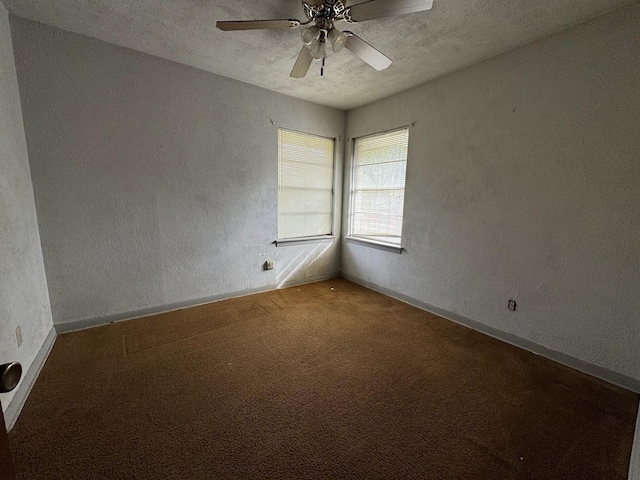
[345,236,403,254]
[275,235,335,247]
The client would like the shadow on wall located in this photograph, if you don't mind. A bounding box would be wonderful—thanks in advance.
[276,242,334,288]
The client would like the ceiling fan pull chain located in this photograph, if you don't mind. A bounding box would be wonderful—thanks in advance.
[321,57,325,77]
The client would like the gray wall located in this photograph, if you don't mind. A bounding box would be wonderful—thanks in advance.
[10,16,344,328]
[342,4,640,382]
[0,5,53,415]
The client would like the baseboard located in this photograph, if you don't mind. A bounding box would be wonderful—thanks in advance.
[55,272,341,334]
[340,272,640,394]
[5,326,57,431]
[630,408,640,480]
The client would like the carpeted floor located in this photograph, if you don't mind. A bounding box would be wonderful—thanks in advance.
[9,279,639,479]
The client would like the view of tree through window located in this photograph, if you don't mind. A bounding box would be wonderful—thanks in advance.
[350,128,409,246]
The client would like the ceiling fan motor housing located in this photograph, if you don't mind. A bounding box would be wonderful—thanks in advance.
[303,0,351,29]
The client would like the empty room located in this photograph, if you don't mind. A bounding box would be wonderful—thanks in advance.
[1,0,639,478]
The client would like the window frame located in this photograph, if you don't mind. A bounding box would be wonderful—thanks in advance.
[347,126,410,254]
[276,127,337,246]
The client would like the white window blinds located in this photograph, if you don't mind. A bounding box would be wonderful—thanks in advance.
[278,129,335,239]
[350,128,409,246]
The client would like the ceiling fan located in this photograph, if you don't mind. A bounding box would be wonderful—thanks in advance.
[216,0,434,78]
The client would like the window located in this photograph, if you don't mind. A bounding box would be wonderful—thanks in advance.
[278,129,335,240]
[349,128,409,247]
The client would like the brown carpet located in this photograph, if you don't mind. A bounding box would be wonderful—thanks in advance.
[9,279,639,479]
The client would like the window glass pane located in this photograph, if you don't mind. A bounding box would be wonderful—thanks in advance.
[278,129,334,239]
[356,162,407,190]
[350,128,409,246]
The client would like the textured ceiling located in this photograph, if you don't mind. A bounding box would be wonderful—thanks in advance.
[2,0,633,109]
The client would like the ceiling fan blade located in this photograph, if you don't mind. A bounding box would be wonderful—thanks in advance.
[290,46,314,78]
[347,0,433,22]
[216,19,300,31]
[345,33,392,70]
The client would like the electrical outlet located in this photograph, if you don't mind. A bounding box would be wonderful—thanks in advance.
[15,326,23,347]
[263,259,275,271]
[508,299,517,312]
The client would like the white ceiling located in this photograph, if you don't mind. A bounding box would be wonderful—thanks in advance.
[2,0,633,109]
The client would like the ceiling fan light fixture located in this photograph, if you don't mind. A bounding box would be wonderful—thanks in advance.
[301,26,320,47]
[311,41,327,60]
[328,29,348,53]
